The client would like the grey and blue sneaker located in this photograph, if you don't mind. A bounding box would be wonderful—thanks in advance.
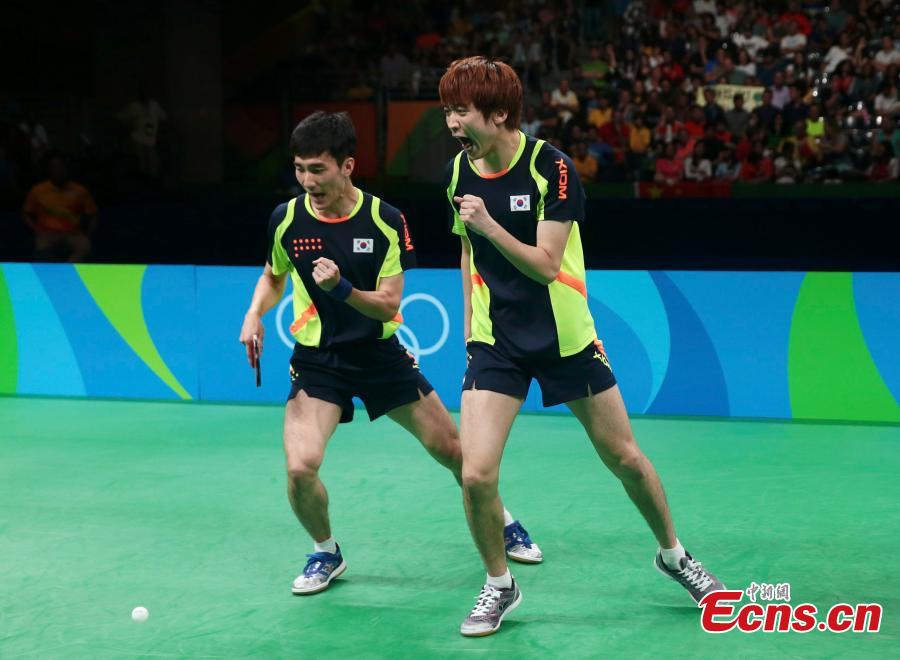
[653,550,725,605]
[291,545,347,595]
[504,521,543,564]
[460,579,522,637]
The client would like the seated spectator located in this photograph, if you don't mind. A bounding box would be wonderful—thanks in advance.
[655,106,685,143]
[782,84,810,127]
[702,87,726,125]
[771,72,791,109]
[654,141,683,184]
[874,82,900,117]
[774,142,803,183]
[733,24,769,59]
[734,49,757,81]
[779,2,812,36]
[714,119,733,145]
[824,32,853,74]
[715,147,742,181]
[740,148,774,182]
[685,105,706,137]
[599,110,631,164]
[805,104,825,139]
[521,105,542,137]
[753,90,778,130]
[572,141,599,182]
[587,94,613,129]
[874,36,900,73]
[551,78,580,126]
[780,21,808,57]
[726,93,751,138]
[22,152,97,262]
[867,141,898,182]
[536,91,560,136]
[684,142,712,181]
[701,123,726,160]
[586,126,615,172]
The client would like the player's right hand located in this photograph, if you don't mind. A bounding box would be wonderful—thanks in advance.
[239,313,265,367]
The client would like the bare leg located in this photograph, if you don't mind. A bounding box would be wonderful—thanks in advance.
[387,389,462,485]
[459,389,522,576]
[283,391,343,542]
[567,385,676,548]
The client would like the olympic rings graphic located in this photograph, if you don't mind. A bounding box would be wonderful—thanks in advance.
[276,292,450,361]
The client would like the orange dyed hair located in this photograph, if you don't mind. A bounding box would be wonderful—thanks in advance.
[439,56,523,130]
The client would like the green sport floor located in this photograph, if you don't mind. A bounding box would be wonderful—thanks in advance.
[1,397,897,659]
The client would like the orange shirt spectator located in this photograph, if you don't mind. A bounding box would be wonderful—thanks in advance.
[572,143,599,182]
[24,175,97,233]
[629,122,651,153]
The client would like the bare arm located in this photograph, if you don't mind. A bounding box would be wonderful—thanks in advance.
[346,273,403,322]
[460,236,473,341]
[239,262,287,366]
[454,194,570,285]
[312,257,402,323]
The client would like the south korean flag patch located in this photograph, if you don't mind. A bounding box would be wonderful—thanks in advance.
[353,238,374,253]
[510,194,531,212]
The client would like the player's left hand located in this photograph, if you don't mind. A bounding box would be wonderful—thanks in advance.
[453,195,497,237]
[312,257,341,291]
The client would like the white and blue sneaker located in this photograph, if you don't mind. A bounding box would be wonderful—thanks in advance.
[504,521,543,564]
[291,545,347,595]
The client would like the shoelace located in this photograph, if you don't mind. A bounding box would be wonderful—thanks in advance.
[303,552,336,578]
[505,522,533,549]
[678,558,714,591]
[470,585,502,617]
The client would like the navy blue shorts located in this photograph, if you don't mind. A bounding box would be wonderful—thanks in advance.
[288,336,434,423]
[462,340,616,407]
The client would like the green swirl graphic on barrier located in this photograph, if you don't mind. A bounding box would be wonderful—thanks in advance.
[789,273,900,422]
[0,266,18,392]
[75,264,191,400]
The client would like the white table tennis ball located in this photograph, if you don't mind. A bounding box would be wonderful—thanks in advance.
[131,606,149,623]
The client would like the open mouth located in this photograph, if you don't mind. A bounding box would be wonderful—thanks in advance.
[308,192,326,203]
[457,136,475,152]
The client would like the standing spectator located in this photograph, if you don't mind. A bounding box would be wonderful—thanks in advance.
[118,87,167,179]
[22,152,97,262]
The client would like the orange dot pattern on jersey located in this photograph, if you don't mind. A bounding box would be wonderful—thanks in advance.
[292,237,324,257]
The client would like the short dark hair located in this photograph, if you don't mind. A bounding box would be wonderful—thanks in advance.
[289,111,357,163]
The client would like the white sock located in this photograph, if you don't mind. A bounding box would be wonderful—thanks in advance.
[660,539,686,570]
[314,537,337,554]
[503,508,515,526]
[486,570,512,590]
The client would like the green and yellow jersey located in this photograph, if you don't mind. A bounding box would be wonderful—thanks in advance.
[446,132,597,360]
[267,189,416,349]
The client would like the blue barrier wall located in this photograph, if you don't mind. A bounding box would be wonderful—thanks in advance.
[1,264,898,422]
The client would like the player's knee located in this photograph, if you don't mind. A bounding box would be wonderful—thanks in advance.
[461,466,498,499]
[286,458,320,485]
[608,446,646,483]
